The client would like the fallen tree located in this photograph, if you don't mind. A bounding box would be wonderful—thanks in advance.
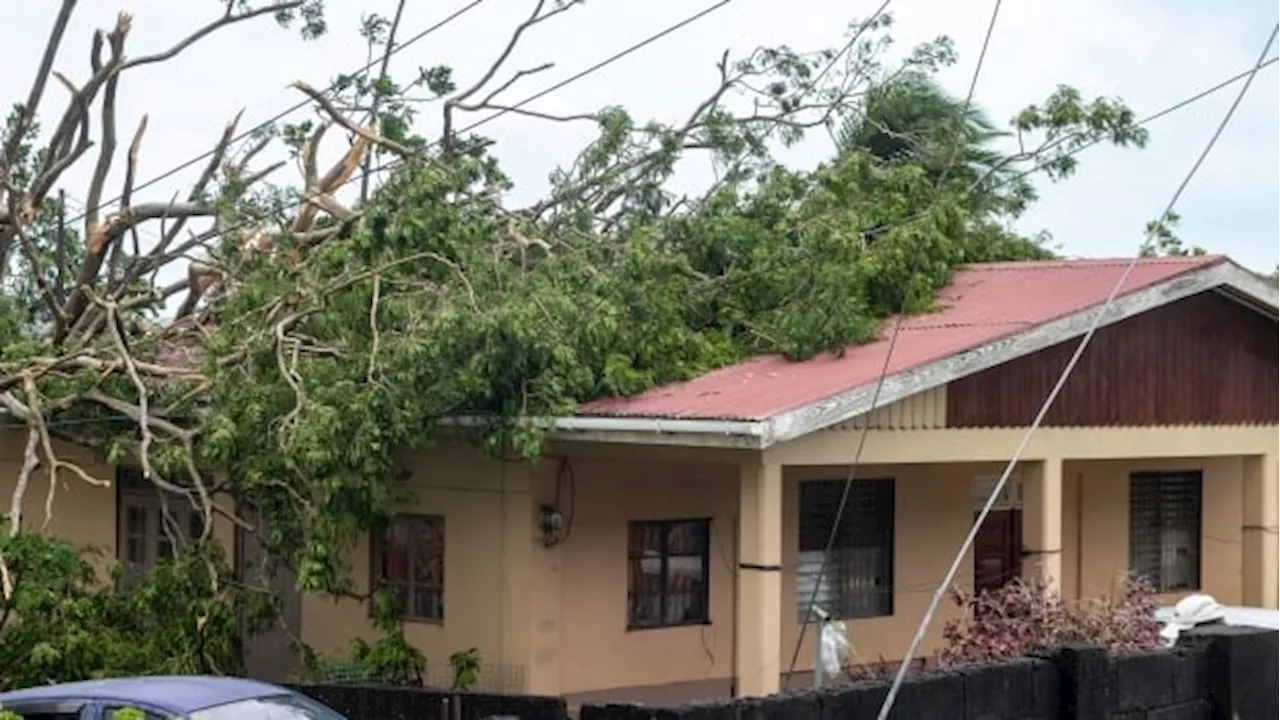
[0,0,1148,681]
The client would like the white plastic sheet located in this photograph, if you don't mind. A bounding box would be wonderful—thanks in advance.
[820,619,849,676]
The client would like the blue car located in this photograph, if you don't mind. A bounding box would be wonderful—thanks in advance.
[0,676,345,719]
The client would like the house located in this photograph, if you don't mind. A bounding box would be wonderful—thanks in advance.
[1,255,1275,705]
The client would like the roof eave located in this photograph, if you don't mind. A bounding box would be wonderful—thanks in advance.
[550,416,770,449]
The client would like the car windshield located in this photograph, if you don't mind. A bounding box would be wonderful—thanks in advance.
[189,693,345,720]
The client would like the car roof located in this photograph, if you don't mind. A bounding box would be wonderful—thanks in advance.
[0,675,290,714]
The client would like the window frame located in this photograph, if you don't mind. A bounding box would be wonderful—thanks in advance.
[369,513,446,624]
[796,477,895,621]
[625,517,713,631]
[1128,470,1203,593]
[115,466,204,584]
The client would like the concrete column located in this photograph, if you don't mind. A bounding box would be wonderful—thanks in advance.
[1241,454,1278,609]
[735,455,783,697]
[1022,458,1064,592]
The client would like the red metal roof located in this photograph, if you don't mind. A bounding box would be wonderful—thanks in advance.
[577,256,1227,421]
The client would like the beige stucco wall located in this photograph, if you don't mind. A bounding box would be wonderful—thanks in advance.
[0,429,236,578]
[0,431,118,569]
[770,452,1265,680]
[525,453,740,697]
[781,463,975,676]
[302,443,534,689]
[1067,456,1245,605]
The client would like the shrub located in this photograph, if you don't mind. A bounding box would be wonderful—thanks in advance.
[0,529,280,690]
[938,574,1161,665]
[835,574,1161,681]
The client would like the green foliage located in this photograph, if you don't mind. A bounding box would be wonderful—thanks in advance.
[0,107,86,342]
[297,588,427,686]
[1140,211,1207,257]
[0,530,253,690]
[182,13,1154,597]
[449,647,481,691]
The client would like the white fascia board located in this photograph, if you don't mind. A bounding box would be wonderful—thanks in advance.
[439,414,769,448]
[550,418,769,449]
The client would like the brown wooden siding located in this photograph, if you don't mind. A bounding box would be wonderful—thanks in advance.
[946,291,1278,428]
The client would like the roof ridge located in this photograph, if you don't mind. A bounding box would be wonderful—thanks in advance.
[968,255,1225,272]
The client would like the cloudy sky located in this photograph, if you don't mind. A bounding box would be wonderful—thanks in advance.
[2,0,1277,273]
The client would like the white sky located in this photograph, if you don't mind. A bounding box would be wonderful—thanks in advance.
[2,0,1277,275]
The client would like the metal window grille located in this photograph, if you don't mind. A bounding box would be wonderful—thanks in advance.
[1129,471,1202,592]
[371,514,446,622]
[626,518,712,630]
[797,478,894,620]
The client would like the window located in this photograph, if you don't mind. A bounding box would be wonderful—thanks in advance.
[191,694,345,719]
[1129,471,1202,592]
[797,478,894,620]
[371,514,445,622]
[105,708,167,720]
[627,519,711,629]
[116,467,204,584]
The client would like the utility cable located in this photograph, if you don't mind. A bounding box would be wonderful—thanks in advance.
[64,0,491,227]
[859,55,1279,243]
[124,0,737,252]
[874,22,1279,720]
[808,0,894,90]
[783,0,1005,690]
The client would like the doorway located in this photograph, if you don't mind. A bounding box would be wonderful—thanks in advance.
[235,509,303,682]
[972,476,1022,594]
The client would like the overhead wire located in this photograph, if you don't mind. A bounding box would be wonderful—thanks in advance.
[808,0,894,90]
[873,21,1280,720]
[63,0,492,227]
[100,0,738,253]
[782,0,1006,691]
[858,55,1280,243]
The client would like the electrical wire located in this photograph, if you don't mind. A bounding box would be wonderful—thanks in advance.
[91,0,738,255]
[783,0,1005,691]
[808,0,894,90]
[873,22,1280,720]
[858,55,1280,243]
[63,0,491,227]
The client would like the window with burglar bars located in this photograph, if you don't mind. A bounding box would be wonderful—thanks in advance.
[371,514,445,623]
[626,518,711,630]
[796,478,894,621]
[1129,471,1202,593]
[116,467,204,588]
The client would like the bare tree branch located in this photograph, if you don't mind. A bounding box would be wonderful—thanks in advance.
[441,0,581,148]
[121,1,305,71]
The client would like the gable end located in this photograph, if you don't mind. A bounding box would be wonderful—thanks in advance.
[946,290,1278,428]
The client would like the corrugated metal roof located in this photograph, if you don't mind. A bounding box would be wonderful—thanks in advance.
[578,256,1227,421]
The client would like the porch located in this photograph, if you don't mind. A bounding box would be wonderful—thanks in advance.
[732,423,1278,697]
[539,422,1277,705]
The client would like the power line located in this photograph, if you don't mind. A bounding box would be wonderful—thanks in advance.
[144,0,738,251]
[874,22,1279,720]
[859,54,1280,242]
[809,0,893,90]
[64,0,491,227]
